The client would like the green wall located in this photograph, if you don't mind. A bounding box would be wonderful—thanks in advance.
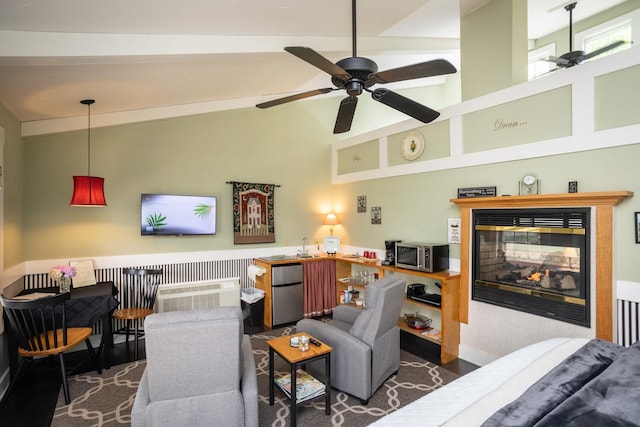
[331,144,640,282]
[22,104,337,260]
[0,103,24,270]
[461,0,528,100]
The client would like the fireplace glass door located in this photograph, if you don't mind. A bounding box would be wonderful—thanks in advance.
[472,208,590,326]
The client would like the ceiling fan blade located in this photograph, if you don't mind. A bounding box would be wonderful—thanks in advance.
[256,88,334,109]
[285,47,352,81]
[542,56,569,66]
[583,40,627,60]
[371,88,440,123]
[333,96,358,134]
[368,59,457,84]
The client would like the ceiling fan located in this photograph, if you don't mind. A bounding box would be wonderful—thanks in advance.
[256,0,457,134]
[544,1,627,69]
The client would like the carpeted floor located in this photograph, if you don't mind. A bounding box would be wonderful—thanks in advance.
[53,325,459,426]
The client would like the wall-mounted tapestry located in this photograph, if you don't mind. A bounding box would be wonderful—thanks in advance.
[230,181,277,244]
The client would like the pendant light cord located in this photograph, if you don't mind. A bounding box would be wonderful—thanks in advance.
[81,99,95,176]
[87,101,91,176]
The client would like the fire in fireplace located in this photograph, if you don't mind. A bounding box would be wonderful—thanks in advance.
[472,208,590,327]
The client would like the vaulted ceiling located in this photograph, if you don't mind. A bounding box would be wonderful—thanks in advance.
[0,0,627,129]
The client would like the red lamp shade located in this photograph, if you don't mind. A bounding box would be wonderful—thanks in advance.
[70,176,107,206]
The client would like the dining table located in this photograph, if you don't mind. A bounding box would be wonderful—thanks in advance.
[6,281,120,379]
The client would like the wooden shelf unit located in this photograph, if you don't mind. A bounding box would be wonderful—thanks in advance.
[254,255,461,363]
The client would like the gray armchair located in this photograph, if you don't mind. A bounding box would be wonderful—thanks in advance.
[296,276,406,404]
[131,306,258,427]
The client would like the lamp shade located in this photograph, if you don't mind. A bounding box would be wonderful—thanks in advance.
[70,175,107,206]
[323,213,340,226]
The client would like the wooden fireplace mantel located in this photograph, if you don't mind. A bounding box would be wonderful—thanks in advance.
[451,191,633,341]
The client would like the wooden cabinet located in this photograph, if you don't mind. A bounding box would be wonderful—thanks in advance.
[334,255,461,364]
[253,258,274,327]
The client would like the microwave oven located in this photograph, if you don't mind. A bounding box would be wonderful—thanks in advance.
[395,242,449,273]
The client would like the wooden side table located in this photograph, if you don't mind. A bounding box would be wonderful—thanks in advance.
[268,333,332,427]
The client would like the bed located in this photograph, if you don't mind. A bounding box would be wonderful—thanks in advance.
[371,337,640,426]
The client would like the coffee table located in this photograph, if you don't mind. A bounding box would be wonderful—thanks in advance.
[268,332,332,427]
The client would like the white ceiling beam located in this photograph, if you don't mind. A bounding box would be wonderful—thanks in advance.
[0,30,459,58]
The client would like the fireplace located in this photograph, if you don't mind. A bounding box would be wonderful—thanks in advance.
[472,208,590,327]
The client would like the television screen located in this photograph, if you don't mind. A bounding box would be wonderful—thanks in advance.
[141,194,216,236]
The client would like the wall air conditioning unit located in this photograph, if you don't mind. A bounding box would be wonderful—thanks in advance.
[155,277,241,313]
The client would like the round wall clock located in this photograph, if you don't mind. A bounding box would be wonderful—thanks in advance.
[400,131,425,161]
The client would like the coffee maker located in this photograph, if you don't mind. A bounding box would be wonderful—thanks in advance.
[382,240,402,265]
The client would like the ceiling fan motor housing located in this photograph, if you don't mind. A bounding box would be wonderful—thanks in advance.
[332,57,378,95]
[560,50,586,66]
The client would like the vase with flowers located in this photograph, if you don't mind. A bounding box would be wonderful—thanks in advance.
[49,265,76,293]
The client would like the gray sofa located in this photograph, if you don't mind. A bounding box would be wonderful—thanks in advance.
[296,276,406,403]
[131,306,258,427]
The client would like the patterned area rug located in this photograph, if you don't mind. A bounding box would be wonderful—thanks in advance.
[52,360,146,426]
[53,326,459,426]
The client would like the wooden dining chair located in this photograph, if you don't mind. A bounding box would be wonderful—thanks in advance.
[112,267,163,360]
[0,292,102,405]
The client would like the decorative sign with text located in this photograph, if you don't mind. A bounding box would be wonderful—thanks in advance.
[457,186,497,198]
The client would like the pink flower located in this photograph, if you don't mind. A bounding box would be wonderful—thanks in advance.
[49,265,77,281]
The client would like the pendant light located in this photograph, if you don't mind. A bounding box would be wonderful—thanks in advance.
[70,99,107,206]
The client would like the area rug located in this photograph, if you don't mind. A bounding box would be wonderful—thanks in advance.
[53,326,459,426]
[52,360,146,426]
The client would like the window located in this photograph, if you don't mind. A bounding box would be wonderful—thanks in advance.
[576,10,637,63]
[529,9,637,80]
[528,43,556,80]
[582,21,631,60]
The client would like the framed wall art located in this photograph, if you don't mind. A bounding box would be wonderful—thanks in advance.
[230,181,278,244]
[636,212,640,244]
[357,195,367,213]
[371,206,381,224]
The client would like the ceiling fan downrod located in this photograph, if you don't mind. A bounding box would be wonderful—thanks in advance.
[565,2,577,52]
[351,0,358,57]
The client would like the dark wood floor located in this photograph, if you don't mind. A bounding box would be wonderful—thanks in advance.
[0,338,145,427]
[0,320,477,426]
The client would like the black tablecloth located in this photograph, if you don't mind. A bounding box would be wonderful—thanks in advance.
[8,281,120,374]
[67,282,120,327]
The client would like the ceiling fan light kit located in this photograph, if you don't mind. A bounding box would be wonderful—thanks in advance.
[256,0,457,134]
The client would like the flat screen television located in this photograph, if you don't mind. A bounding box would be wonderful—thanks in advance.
[141,194,217,236]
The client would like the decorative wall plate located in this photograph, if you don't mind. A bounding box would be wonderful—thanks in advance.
[400,131,425,161]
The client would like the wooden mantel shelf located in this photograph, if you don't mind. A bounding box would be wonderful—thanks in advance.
[451,190,634,342]
[450,191,633,208]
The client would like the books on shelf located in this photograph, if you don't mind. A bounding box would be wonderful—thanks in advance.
[275,369,326,403]
[421,327,442,341]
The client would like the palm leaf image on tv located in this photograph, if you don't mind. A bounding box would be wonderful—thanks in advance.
[146,212,167,228]
[193,204,213,218]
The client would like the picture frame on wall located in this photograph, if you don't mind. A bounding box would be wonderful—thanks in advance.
[371,206,381,224]
[636,212,640,243]
[357,195,367,213]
